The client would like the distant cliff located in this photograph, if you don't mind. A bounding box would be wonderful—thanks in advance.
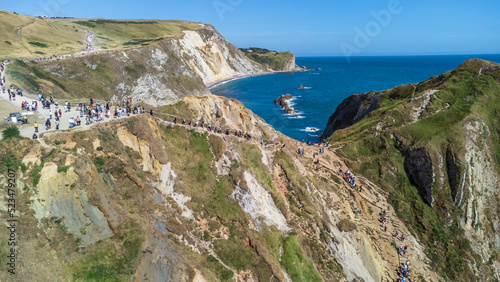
[239,47,298,71]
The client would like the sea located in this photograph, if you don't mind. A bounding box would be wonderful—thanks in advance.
[211,54,500,141]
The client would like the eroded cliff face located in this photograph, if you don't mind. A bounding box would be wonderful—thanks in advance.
[0,95,443,281]
[9,24,264,106]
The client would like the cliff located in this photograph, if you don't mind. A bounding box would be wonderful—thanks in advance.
[240,47,298,71]
[322,59,500,280]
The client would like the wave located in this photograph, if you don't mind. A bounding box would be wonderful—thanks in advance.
[284,97,296,108]
[300,127,320,133]
[287,115,305,119]
[299,86,312,89]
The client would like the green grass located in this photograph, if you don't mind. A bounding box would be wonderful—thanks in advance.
[30,164,43,187]
[281,235,323,282]
[57,166,69,173]
[213,236,258,270]
[159,125,216,207]
[72,226,144,281]
[204,177,246,222]
[204,255,233,281]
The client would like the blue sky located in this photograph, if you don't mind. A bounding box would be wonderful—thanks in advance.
[4,0,500,56]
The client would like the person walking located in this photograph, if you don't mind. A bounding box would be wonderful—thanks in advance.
[34,121,38,133]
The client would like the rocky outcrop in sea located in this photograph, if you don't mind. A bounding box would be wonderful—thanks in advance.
[274,94,298,114]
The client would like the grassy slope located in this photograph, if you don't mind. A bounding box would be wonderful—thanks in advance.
[0,10,202,60]
[66,18,201,50]
[0,11,85,59]
[240,47,294,71]
[328,59,500,280]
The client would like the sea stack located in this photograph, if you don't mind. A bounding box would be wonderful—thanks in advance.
[274,94,299,114]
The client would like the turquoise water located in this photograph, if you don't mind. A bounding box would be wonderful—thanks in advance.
[211,55,500,141]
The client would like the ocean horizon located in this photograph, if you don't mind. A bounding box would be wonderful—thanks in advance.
[211,54,500,141]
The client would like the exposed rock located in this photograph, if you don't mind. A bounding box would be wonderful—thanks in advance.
[274,94,298,115]
[231,171,290,232]
[402,147,434,206]
[322,91,384,138]
[446,147,465,205]
[215,108,223,118]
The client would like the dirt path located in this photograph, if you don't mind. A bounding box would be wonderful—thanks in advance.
[14,19,36,55]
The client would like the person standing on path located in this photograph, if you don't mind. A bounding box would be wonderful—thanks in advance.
[34,121,38,133]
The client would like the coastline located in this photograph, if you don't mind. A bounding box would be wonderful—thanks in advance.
[207,69,302,89]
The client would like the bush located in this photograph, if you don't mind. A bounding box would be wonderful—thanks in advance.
[57,166,69,173]
[2,126,20,140]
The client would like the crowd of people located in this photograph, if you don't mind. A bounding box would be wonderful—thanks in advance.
[336,163,418,281]
[169,115,258,142]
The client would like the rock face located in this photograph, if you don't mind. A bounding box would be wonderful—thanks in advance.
[446,147,465,205]
[282,53,298,71]
[322,91,384,138]
[402,147,434,206]
[274,94,298,115]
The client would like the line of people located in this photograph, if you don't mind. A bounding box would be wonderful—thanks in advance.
[170,115,255,141]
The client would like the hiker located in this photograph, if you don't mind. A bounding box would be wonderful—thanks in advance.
[32,133,38,139]
[45,118,51,130]
[34,122,38,133]
[55,119,60,130]
[150,109,153,116]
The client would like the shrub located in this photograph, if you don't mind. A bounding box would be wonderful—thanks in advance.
[28,41,48,48]
[57,166,69,173]
[2,126,20,140]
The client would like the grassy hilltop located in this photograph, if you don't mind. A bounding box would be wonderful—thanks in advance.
[240,47,296,71]
[0,10,201,59]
